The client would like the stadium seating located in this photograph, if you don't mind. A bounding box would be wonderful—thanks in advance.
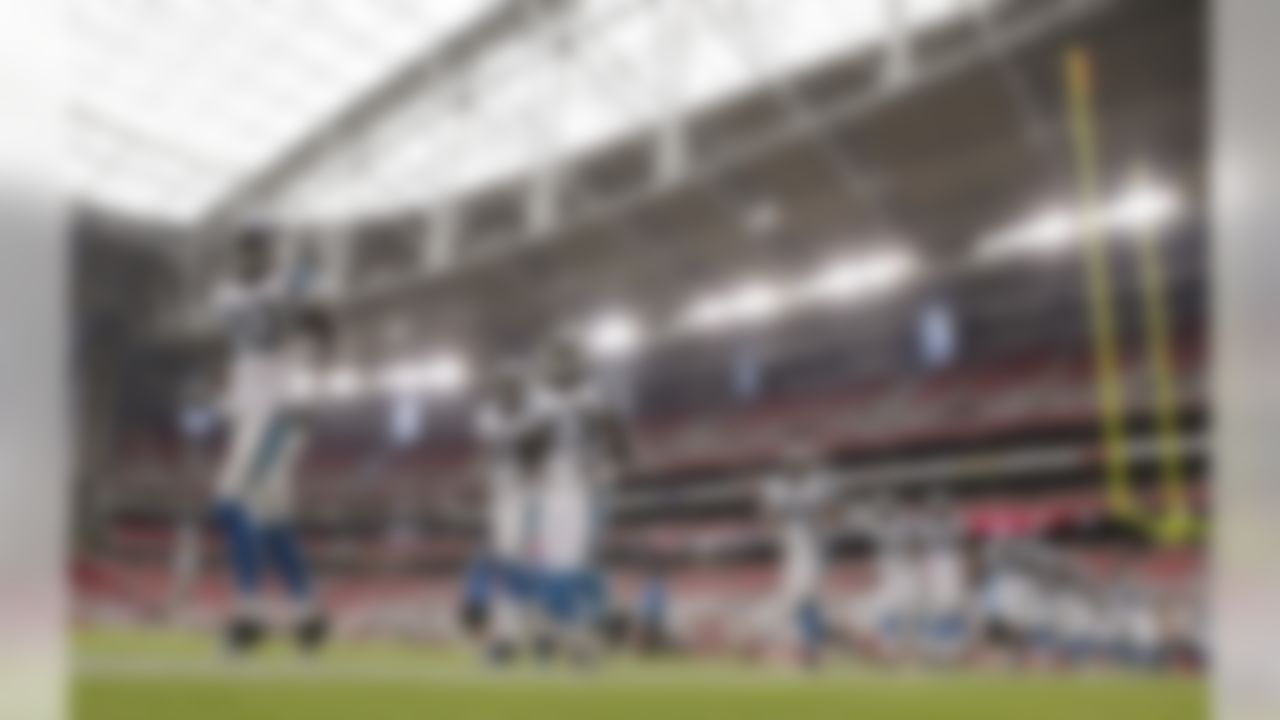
[99,339,1205,506]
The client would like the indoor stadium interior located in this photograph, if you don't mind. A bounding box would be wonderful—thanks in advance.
[67,0,1210,718]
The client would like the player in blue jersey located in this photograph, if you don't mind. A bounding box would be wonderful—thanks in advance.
[210,233,328,655]
[463,364,542,665]
[849,492,922,665]
[525,335,630,668]
[760,447,836,668]
[917,490,971,665]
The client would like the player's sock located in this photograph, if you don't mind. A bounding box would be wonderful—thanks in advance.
[262,523,313,603]
[797,601,825,669]
[261,523,328,652]
[223,614,267,656]
[488,593,527,666]
[485,638,516,667]
[293,613,329,655]
[532,632,558,664]
[215,502,270,656]
[460,557,495,639]
[214,501,263,606]
[563,626,600,671]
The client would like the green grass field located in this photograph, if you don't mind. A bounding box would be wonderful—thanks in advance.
[74,629,1208,720]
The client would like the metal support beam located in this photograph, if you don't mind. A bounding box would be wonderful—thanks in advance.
[701,0,898,234]
[965,0,1071,185]
[523,0,571,239]
[654,114,690,188]
[154,0,1104,329]
[198,0,579,234]
[559,3,749,221]
[342,0,1108,309]
[317,224,354,300]
[526,166,562,237]
[169,0,580,332]
[426,202,460,274]
[653,3,692,188]
[882,0,916,91]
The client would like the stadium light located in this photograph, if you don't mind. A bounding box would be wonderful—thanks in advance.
[376,349,471,397]
[583,310,645,361]
[678,294,735,333]
[388,395,426,445]
[730,281,788,325]
[977,207,1077,262]
[1107,181,1180,232]
[377,362,425,396]
[800,247,919,304]
[677,249,918,337]
[679,280,790,334]
[418,352,470,395]
[322,366,366,401]
[285,367,320,403]
[977,180,1181,262]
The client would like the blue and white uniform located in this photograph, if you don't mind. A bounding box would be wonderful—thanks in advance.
[919,510,968,646]
[1115,585,1161,668]
[212,271,310,522]
[980,545,1014,628]
[763,473,832,606]
[474,398,539,601]
[866,511,921,648]
[982,543,1038,645]
[636,575,668,638]
[527,377,618,623]
[1018,552,1059,656]
[1052,584,1100,664]
[209,262,318,616]
[761,471,833,650]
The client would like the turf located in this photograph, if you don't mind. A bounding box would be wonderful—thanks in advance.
[73,630,1207,720]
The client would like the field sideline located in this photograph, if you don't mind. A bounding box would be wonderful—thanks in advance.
[74,629,1208,720]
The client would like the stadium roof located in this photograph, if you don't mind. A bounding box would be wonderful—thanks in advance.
[72,0,986,227]
[71,0,507,224]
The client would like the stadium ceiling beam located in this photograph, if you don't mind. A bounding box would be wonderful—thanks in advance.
[339,0,1114,312]
[534,0,736,255]
[696,0,900,234]
[964,0,1070,188]
[162,0,582,336]
[195,0,581,238]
